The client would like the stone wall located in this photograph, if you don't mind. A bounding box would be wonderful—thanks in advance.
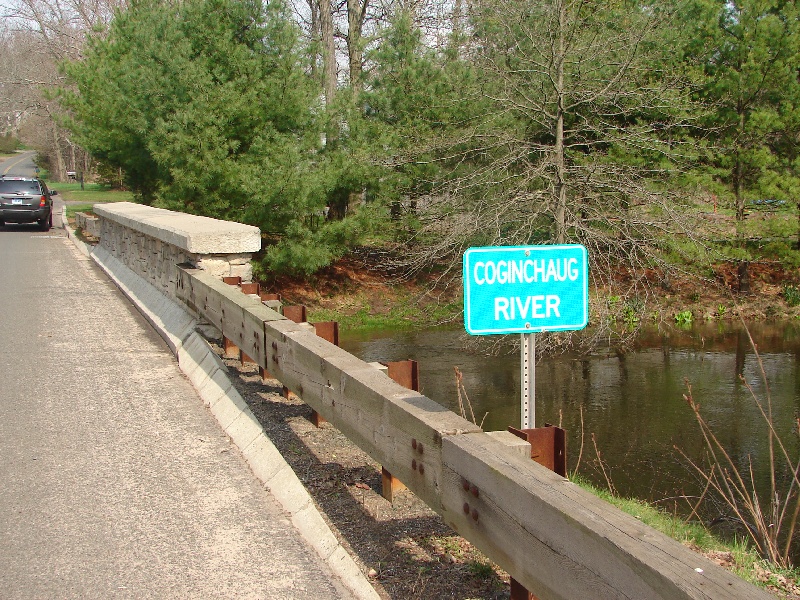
[75,212,100,239]
[93,202,261,301]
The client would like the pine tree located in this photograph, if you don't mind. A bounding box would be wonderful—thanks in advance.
[681,0,800,222]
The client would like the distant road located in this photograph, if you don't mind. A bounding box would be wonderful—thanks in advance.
[0,151,38,177]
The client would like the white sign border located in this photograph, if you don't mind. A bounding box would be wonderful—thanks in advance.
[463,244,589,335]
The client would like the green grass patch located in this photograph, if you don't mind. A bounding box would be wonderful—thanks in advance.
[54,182,133,205]
[572,475,800,591]
[64,203,98,219]
[308,291,461,331]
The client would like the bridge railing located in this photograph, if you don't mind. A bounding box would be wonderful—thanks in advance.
[88,202,767,599]
[174,264,767,600]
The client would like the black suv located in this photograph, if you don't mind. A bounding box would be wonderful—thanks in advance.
[0,176,56,231]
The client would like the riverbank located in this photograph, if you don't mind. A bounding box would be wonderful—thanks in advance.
[258,252,800,333]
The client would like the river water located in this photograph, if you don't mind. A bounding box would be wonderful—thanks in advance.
[340,321,800,511]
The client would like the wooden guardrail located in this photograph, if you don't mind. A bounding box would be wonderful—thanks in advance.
[175,264,769,600]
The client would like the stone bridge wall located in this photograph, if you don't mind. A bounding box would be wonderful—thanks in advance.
[92,202,261,301]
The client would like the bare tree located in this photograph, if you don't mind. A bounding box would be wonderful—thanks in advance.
[0,0,119,178]
[395,0,705,346]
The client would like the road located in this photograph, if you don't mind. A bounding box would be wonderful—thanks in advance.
[0,154,356,598]
[1,150,39,177]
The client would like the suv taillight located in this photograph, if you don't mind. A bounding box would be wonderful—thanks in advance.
[39,196,46,207]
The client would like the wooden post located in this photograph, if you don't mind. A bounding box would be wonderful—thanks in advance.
[222,277,243,358]
[380,360,419,502]
[508,424,567,599]
[310,322,340,427]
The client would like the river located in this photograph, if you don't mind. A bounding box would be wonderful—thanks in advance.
[340,321,800,515]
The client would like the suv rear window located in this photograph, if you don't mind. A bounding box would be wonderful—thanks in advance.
[0,180,41,193]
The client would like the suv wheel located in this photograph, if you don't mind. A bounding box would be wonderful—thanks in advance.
[39,216,51,232]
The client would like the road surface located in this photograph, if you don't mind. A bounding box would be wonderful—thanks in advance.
[0,153,357,599]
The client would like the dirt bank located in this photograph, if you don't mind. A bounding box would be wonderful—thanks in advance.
[257,254,800,332]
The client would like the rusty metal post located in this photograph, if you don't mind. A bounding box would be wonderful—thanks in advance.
[313,321,339,347]
[240,282,260,295]
[510,578,535,600]
[508,423,567,598]
[381,467,406,503]
[386,360,419,393]
[380,360,419,502]
[508,424,567,477]
[283,305,307,324]
[309,322,340,427]
[223,336,240,359]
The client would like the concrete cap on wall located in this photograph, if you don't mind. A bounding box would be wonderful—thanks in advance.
[93,202,261,254]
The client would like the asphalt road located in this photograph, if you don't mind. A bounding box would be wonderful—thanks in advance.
[1,151,39,177]
[0,157,355,598]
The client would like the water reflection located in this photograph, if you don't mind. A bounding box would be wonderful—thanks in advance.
[341,322,800,508]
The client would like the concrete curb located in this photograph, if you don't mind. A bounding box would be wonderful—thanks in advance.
[63,221,379,600]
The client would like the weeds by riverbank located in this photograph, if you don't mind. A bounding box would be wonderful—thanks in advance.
[579,475,800,597]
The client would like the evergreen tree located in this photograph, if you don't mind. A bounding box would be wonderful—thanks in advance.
[681,0,800,223]
[63,0,378,274]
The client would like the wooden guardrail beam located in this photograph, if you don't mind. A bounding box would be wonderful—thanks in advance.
[175,265,770,600]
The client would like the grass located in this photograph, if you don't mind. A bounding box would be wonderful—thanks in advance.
[54,182,133,205]
[572,474,800,593]
[308,290,461,332]
[64,202,97,219]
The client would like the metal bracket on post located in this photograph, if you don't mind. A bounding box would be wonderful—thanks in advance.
[520,332,535,429]
[507,423,567,600]
[379,360,419,503]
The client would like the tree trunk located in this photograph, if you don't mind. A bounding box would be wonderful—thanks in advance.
[51,120,64,181]
[347,0,367,101]
[735,109,746,222]
[308,0,320,81]
[554,0,567,244]
[737,260,750,295]
[319,0,337,146]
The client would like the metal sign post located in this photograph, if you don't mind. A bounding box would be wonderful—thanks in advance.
[463,244,587,600]
[521,332,534,429]
[463,244,588,428]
